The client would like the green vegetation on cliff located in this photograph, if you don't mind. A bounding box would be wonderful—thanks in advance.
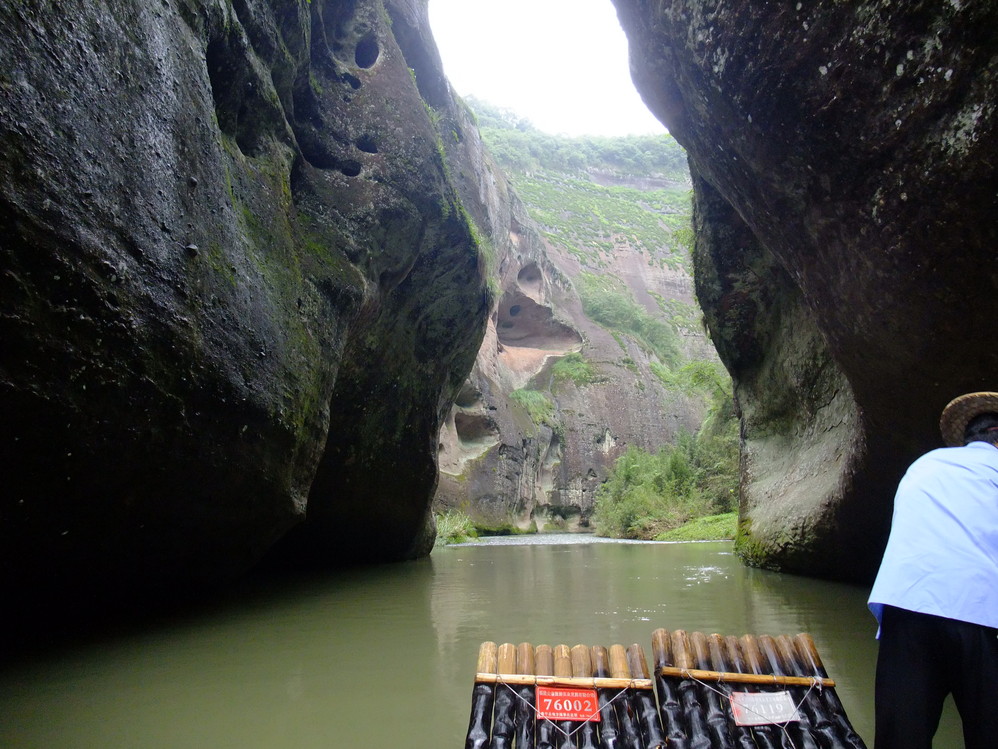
[576,273,681,365]
[515,176,690,266]
[551,352,601,387]
[465,99,737,542]
[592,361,738,540]
[434,509,478,545]
[592,425,737,539]
[468,97,691,270]
[510,388,556,429]
[467,97,687,179]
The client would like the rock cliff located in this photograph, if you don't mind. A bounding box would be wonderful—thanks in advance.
[0,0,490,602]
[613,0,998,580]
[434,149,713,532]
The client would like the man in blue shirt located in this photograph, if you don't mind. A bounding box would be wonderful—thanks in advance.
[868,391,998,749]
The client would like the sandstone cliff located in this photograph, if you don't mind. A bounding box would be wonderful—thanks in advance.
[434,135,714,532]
[0,0,490,602]
[613,0,998,580]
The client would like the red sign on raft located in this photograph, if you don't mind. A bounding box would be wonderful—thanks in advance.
[535,686,601,722]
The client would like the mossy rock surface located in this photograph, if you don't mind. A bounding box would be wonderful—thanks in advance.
[614,0,998,581]
[0,0,489,606]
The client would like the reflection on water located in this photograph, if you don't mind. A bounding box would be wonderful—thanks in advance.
[0,538,961,747]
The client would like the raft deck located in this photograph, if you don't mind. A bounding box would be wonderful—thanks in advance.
[465,629,867,748]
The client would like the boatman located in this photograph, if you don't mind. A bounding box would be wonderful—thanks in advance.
[868,391,998,749]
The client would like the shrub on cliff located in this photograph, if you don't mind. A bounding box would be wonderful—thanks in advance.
[509,389,556,428]
[551,352,600,387]
[592,401,738,540]
[434,510,478,546]
[577,273,681,366]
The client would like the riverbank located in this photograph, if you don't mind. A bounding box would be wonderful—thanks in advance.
[435,510,737,546]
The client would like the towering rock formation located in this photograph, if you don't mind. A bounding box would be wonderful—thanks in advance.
[0,0,490,602]
[613,0,998,580]
[434,154,712,532]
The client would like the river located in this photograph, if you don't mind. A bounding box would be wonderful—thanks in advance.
[0,537,963,747]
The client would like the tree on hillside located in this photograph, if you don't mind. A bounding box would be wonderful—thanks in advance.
[464,96,688,180]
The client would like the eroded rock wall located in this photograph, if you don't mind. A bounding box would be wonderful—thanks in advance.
[613,0,998,580]
[0,0,489,601]
[435,163,710,532]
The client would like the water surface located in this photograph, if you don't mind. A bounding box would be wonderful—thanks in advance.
[0,538,962,747]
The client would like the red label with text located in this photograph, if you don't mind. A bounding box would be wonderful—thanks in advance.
[536,686,601,722]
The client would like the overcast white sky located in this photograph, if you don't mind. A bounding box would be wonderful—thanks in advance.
[427,0,666,137]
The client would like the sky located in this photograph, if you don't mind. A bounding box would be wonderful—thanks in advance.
[427,0,666,138]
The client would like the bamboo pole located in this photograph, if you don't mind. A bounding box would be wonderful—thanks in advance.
[689,631,732,748]
[552,645,577,749]
[466,642,497,749]
[553,645,578,749]
[653,666,835,689]
[489,643,518,749]
[793,634,868,749]
[498,642,517,670]
[609,644,631,678]
[775,635,839,748]
[671,631,712,749]
[609,644,644,749]
[537,645,555,674]
[474,674,653,689]
[720,635,780,749]
[735,635,783,749]
[591,646,623,749]
[651,629,690,749]
[572,645,600,749]
[758,634,817,749]
[553,644,573,678]
[515,642,537,749]
[627,644,666,748]
[707,633,757,749]
[535,645,559,749]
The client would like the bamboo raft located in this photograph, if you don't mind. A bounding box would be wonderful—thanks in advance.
[465,630,868,748]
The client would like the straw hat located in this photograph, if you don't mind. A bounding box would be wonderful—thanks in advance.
[939,392,998,447]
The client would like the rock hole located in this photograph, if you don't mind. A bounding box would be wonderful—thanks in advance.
[343,72,362,90]
[454,382,481,408]
[455,412,499,445]
[517,262,544,298]
[355,34,379,69]
[339,160,362,177]
[508,304,521,317]
[356,134,378,154]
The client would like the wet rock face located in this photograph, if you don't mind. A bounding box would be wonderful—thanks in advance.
[0,0,488,599]
[613,1,998,580]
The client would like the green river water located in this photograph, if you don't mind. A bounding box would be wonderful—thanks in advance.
[0,537,963,747]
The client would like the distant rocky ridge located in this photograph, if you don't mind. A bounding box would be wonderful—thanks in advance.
[434,151,716,532]
[613,0,998,581]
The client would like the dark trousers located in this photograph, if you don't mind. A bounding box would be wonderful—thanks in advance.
[875,605,998,749]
